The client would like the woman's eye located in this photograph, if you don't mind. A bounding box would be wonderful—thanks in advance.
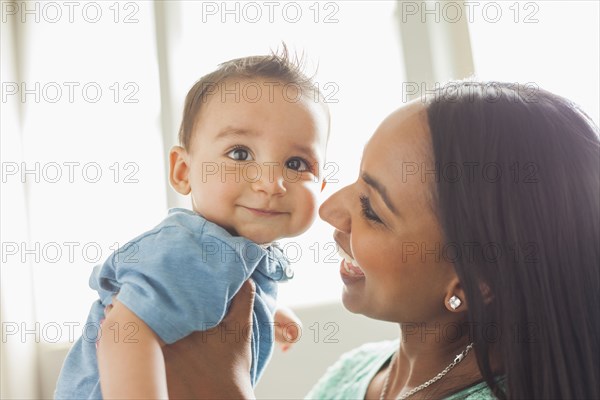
[359,194,383,224]
[286,157,310,172]
[227,147,252,161]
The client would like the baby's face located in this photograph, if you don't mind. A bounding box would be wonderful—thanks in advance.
[185,78,328,244]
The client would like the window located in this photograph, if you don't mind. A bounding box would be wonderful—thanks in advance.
[468,0,599,124]
[2,2,165,340]
[1,1,406,345]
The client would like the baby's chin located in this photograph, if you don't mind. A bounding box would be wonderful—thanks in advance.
[217,224,279,245]
[231,219,313,245]
[241,231,284,245]
[235,226,296,245]
[241,221,316,244]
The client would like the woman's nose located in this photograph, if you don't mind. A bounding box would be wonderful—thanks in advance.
[318,185,351,233]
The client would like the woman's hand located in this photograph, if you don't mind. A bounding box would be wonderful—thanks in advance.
[162,279,256,399]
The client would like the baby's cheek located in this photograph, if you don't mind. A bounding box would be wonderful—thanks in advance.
[193,179,237,218]
[291,184,319,234]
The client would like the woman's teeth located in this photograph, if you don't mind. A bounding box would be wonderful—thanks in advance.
[338,245,365,276]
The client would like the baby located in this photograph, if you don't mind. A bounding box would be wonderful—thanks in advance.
[55,50,330,399]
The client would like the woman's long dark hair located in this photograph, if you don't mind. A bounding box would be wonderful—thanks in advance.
[426,82,599,399]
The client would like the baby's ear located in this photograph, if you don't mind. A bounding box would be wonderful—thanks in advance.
[169,146,191,195]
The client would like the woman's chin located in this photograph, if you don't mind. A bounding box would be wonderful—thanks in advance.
[341,289,365,314]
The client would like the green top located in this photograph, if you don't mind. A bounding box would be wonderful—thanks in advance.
[305,340,503,399]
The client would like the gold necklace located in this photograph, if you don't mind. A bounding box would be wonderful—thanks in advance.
[379,342,474,400]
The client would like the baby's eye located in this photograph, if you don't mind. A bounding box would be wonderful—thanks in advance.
[286,157,310,172]
[227,146,253,161]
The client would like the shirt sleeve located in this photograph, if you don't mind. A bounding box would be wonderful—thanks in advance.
[109,225,256,344]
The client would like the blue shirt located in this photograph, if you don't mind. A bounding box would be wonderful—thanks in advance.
[55,208,292,399]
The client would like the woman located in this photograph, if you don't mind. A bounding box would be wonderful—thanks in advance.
[162,81,599,399]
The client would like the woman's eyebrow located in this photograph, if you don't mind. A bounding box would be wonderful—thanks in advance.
[361,172,399,215]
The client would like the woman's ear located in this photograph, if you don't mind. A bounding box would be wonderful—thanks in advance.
[169,146,191,195]
[444,277,494,313]
[479,281,494,304]
[444,277,468,313]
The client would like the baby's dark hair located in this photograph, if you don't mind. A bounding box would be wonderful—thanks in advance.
[178,45,330,150]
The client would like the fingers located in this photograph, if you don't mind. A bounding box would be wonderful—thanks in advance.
[104,295,117,318]
[104,303,114,317]
[163,281,257,399]
[274,305,301,327]
[274,306,302,352]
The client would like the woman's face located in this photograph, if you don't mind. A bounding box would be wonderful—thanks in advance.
[319,102,456,323]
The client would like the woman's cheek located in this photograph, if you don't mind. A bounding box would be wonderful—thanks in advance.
[352,230,382,274]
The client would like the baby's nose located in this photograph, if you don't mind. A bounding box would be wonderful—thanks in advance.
[250,164,287,195]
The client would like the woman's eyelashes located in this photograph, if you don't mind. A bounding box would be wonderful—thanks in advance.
[359,194,383,224]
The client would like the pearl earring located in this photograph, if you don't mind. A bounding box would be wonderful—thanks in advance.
[448,295,462,310]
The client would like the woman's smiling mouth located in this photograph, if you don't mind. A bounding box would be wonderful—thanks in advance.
[336,241,365,281]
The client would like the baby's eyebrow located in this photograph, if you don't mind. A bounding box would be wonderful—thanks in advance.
[215,127,260,140]
[218,127,319,156]
[290,144,319,162]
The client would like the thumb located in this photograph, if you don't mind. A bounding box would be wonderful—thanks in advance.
[223,279,256,334]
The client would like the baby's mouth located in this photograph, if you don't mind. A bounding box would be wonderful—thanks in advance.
[243,206,286,216]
